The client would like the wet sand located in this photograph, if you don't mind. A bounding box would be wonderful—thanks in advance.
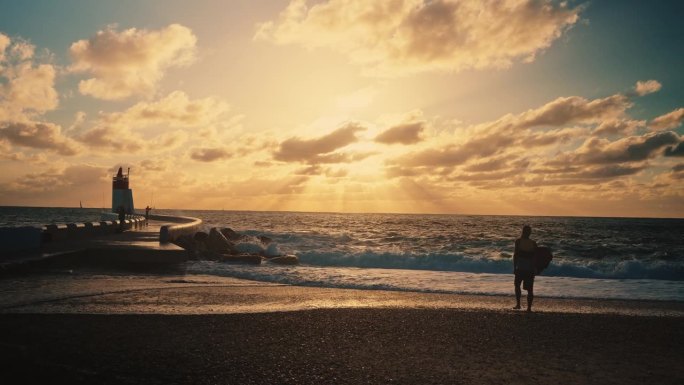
[1,274,683,384]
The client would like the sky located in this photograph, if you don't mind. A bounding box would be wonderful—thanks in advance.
[0,0,683,217]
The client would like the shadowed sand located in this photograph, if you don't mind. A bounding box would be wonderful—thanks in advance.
[1,274,682,384]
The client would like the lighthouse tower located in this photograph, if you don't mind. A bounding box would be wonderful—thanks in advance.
[112,167,135,214]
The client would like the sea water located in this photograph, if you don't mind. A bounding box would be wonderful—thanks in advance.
[3,207,683,301]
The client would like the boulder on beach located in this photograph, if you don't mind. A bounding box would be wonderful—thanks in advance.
[206,228,234,252]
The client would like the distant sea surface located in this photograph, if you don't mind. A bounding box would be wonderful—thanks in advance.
[2,206,683,301]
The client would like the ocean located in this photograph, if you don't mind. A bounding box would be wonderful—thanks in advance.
[2,206,683,302]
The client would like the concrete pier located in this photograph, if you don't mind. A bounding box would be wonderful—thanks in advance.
[0,215,203,274]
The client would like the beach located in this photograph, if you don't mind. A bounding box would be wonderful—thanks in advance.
[1,273,683,384]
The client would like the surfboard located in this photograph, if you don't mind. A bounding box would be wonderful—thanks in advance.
[534,247,553,274]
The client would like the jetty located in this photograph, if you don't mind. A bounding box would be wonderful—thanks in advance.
[0,214,202,274]
[0,167,202,273]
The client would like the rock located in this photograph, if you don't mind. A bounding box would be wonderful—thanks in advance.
[267,255,298,265]
[258,235,273,245]
[194,231,209,241]
[192,232,209,254]
[220,227,244,241]
[206,228,233,252]
[174,234,194,251]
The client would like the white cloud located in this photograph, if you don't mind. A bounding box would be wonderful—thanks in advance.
[69,24,197,100]
[0,34,59,122]
[650,108,684,131]
[257,0,582,76]
[100,91,229,128]
[76,91,230,153]
[634,80,662,96]
[0,33,11,61]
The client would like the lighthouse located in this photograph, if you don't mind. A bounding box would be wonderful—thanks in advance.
[112,167,135,214]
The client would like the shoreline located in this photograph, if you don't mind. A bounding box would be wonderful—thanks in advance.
[2,272,683,317]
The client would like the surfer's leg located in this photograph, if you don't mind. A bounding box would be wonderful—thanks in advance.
[526,278,534,311]
[514,275,522,309]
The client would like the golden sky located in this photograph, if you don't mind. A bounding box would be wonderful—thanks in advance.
[1,0,683,217]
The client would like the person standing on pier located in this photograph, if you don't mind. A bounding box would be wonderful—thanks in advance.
[513,225,537,311]
[117,206,126,233]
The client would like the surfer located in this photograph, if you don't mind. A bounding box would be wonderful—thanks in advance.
[513,225,537,312]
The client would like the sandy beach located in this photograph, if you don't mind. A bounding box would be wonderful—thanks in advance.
[1,273,682,384]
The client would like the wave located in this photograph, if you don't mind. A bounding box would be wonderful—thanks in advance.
[296,250,684,281]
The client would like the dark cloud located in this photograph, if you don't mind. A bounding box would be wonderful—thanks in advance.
[664,140,684,157]
[375,122,424,145]
[190,147,232,162]
[77,125,145,152]
[671,164,684,180]
[0,121,80,155]
[273,122,365,163]
[556,131,680,165]
[572,164,645,179]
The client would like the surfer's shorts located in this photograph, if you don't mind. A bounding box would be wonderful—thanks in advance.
[515,271,535,291]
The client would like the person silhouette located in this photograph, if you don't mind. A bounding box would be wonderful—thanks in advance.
[513,225,537,311]
[117,205,126,233]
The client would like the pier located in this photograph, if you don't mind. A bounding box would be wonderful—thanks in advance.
[0,214,202,274]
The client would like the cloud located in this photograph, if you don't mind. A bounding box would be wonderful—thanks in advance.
[593,119,645,136]
[75,91,230,153]
[650,108,684,131]
[514,94,631,129]
[190,147,232,162]
[375,121,424,144]
[664,140,684,157]
[0,33,10,61]
[3,164,107,194]
[388,92,637,172]
[274,122,365,163]
[671,164,684,179]
[634,80,662,96]
[76,125,145,152]
[69,24,197,100]
[256,0,582,76]
[553,131,680,165]
[0,121,80,155]
[0,34,59,122]
[100,91,229,128]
